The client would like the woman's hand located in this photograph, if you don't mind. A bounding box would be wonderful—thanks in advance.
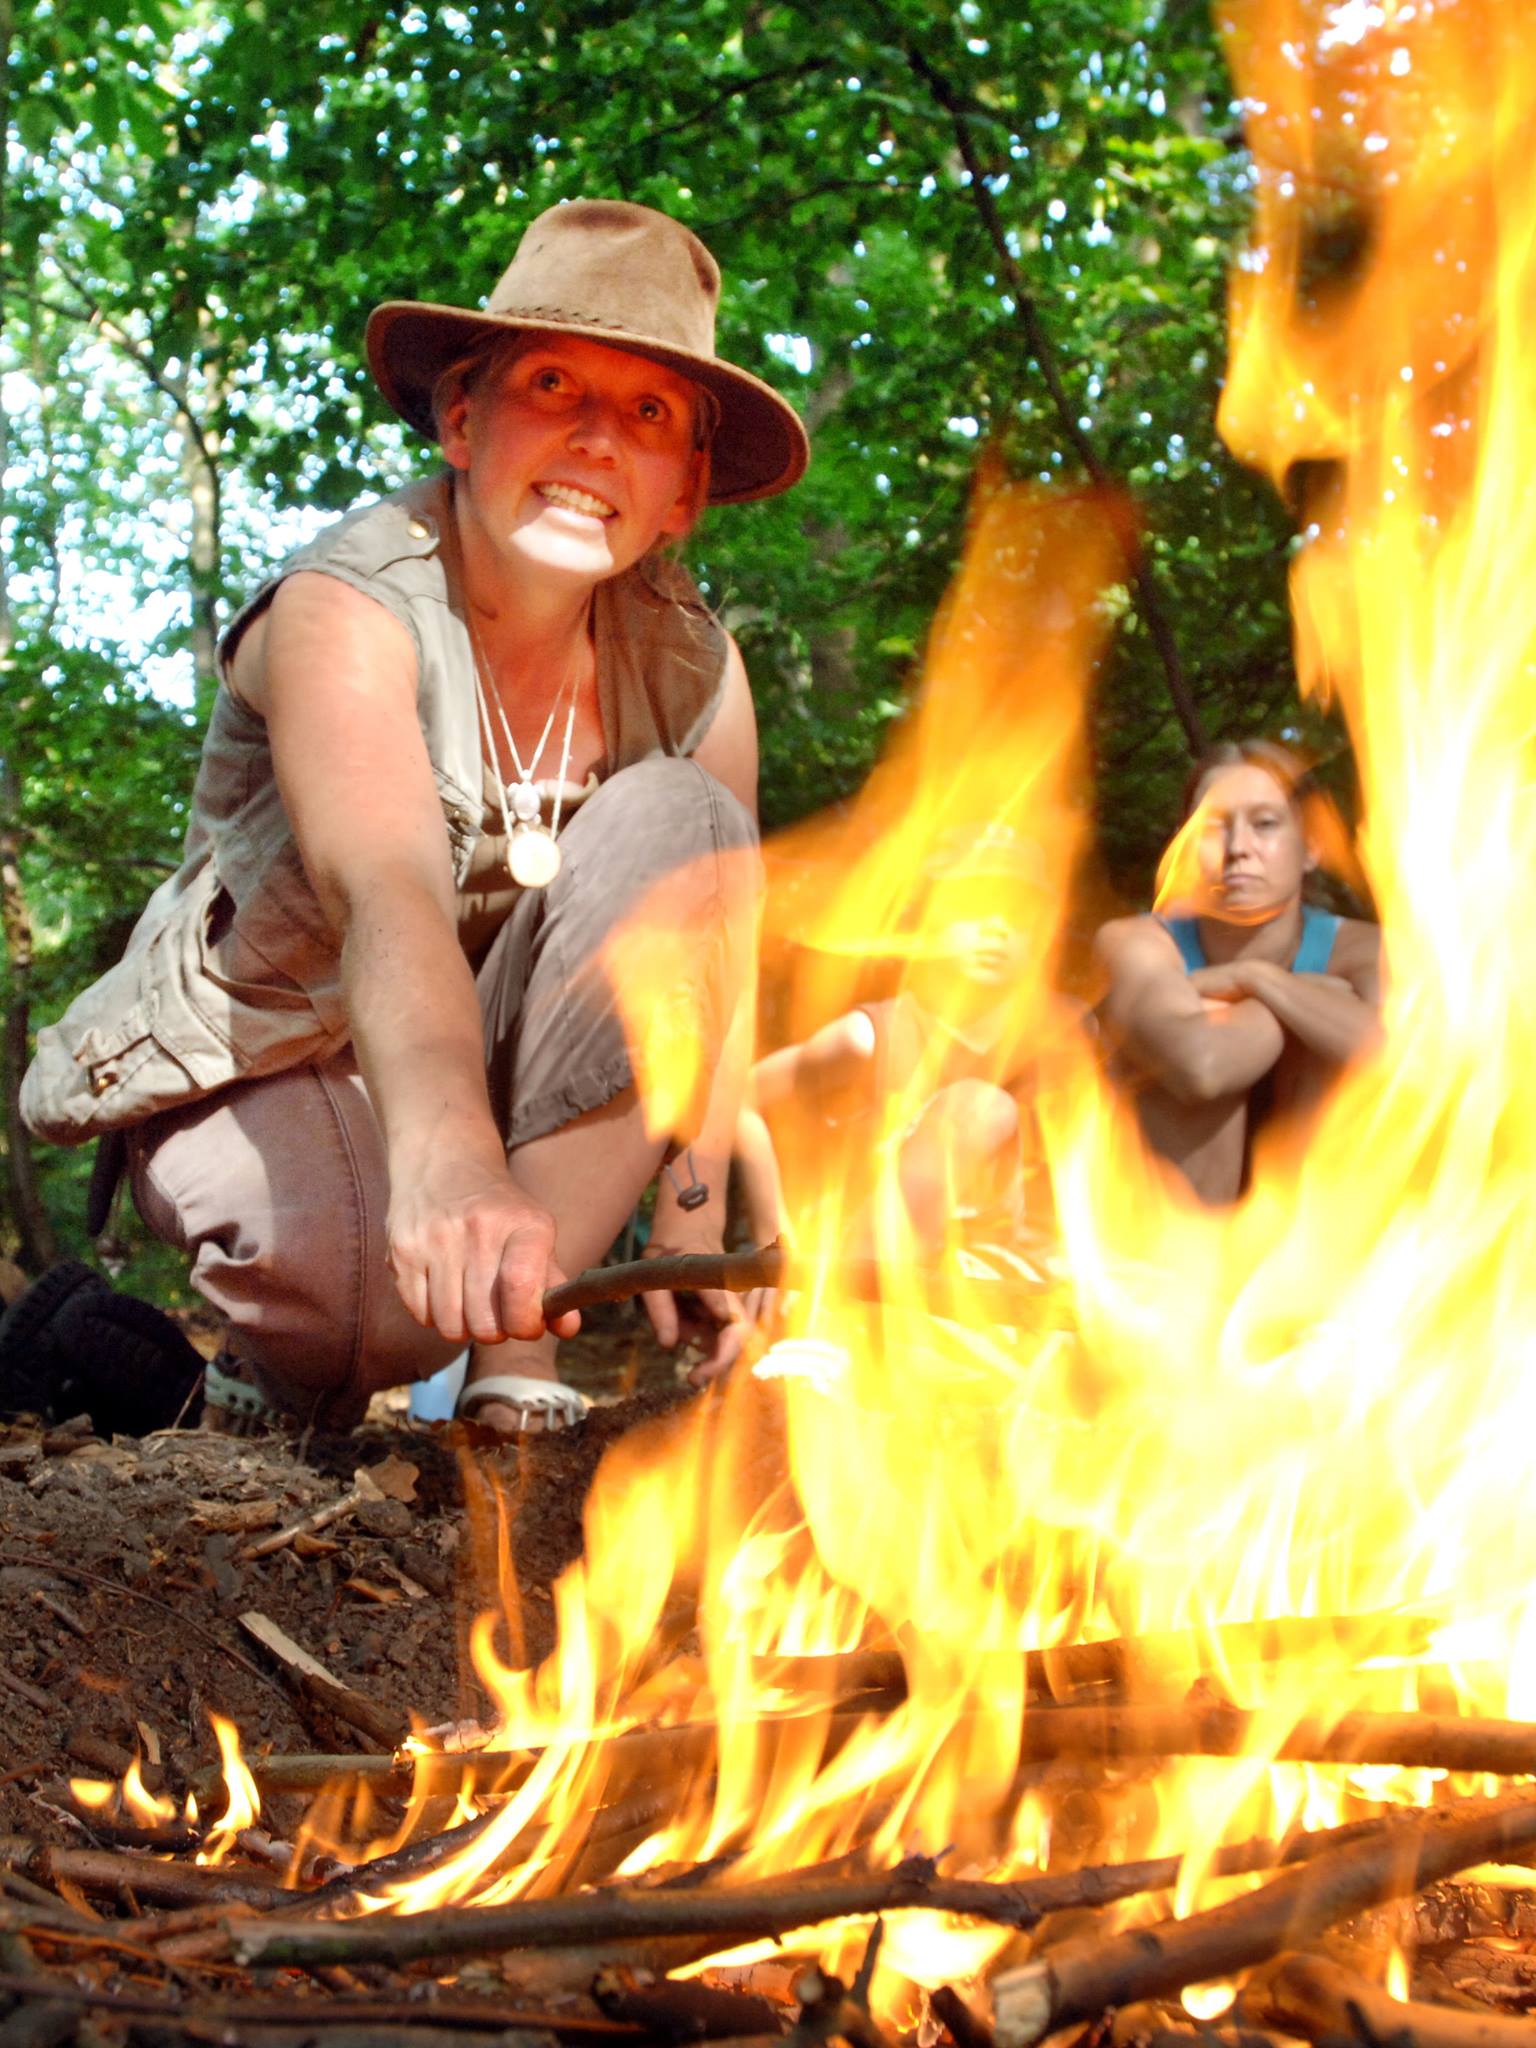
[1189,960,1264,1002]
[387,1150,578,1346]
[640,1193,769,1385]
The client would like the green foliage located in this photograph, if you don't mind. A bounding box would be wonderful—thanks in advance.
[1,0,1329,1264]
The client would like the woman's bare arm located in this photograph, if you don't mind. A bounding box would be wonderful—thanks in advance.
[749,1009,879,1117]
[1093,917,1285,1103]
[242,571,573,1347]
[1192,924,1383,1067]
[690,635,758,815]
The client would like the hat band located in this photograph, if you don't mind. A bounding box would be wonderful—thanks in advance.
[485,300,708,356]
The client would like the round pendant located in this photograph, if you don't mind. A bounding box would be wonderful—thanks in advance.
[508,824,563,889]
[509,780,543,825]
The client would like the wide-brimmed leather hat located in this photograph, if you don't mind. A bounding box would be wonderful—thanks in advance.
[366,199,809,505]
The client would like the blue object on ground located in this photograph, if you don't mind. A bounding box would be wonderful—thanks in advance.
[408,1350,468,1422]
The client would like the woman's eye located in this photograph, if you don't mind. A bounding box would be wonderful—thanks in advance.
[637,396,669,423]
[532,368,568,393]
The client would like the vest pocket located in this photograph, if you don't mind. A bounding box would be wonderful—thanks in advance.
[20,970,203,1145]
[20,860,335,1145]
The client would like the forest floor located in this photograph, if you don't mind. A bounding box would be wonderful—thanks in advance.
[0,1305,697,1847]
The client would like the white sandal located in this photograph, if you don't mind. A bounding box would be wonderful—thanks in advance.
[455,1373,590,1435]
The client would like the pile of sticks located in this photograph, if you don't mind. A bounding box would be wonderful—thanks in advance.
[6,1656,1536,2048]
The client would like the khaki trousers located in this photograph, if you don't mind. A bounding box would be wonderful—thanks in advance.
[128,759,759,1425]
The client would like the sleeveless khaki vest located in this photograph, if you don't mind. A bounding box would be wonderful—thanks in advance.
[22,474,726,1145]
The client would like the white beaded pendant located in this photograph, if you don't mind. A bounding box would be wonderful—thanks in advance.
[508,824,563,889]
[509,781,543,825]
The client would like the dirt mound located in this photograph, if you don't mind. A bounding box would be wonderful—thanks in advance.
[0,1317,693,1847]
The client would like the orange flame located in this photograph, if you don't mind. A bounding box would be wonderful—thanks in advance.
[197,1712,262,1866]
[69,1759,182,1832]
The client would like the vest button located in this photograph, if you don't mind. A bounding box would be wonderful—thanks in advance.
[407,517,434,540]
[89,1067,117,1095]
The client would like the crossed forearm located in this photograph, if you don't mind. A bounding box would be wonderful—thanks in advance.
[1236,963,1382,1067]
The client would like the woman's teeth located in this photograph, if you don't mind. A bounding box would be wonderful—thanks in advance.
[537,482,615,518]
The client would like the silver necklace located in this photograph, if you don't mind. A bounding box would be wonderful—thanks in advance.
[469,616,585,890]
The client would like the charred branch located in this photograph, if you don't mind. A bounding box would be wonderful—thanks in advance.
[1008,1703,1536,1775]
[1247,1951,1536,2048]
[988,1788,1536,2047]
[225,1802,1472,1973]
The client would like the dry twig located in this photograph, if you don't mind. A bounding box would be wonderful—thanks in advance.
[1009,1703,1536,1776]
[988,1788,1536,2046]
[1248,1950,1536,2048]
[1,1841,284,1912]
[237,1610,410,1750]
[226,1815,1426,1973]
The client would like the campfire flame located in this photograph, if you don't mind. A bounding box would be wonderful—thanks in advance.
[69,1760,183,1830]
[196,1713,262,1865]
[178,0,1536,2016]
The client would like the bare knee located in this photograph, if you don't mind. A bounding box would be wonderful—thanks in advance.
[916,1079,1020,1163]
[896,1081,1021,1244]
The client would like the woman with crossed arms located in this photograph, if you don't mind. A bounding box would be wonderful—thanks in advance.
[1093,741,1382,1205]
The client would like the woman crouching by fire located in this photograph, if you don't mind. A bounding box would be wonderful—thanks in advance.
[23,200,808,1438]
[1092,740,1383,1206]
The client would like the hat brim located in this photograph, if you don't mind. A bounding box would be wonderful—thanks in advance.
[365,302,809,506]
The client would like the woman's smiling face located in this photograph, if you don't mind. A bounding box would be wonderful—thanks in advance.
[442,333,706,585]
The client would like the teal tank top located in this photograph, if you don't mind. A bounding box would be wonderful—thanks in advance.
[1156,905,1340,975]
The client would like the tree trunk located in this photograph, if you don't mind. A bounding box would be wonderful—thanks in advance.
[0,0,56,1271]
[0,765,56,1271]
[180,342,224,716]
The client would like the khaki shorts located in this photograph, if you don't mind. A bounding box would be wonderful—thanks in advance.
[128,758,759,1425]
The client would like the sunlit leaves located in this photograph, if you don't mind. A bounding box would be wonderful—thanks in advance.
[6,0,1320,1068]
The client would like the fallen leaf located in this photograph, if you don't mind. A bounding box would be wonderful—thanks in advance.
[364,1454,419,1504]
[343,1577,402,1605]
[372,1556,429,1601]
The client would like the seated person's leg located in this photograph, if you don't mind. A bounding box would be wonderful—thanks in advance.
[1135,1083,1250,1206]
[898,1078,1022,1249]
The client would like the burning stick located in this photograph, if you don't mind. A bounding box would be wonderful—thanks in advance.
[196,1693,1536,1845]
[1247,1952,1536,2048]
[541,1244,1065,1329]
[197,1712,723,1805]
[1008,1703,1536,1776]
[987,1788,1536,2047]
[777,1610,1435,1706]
[220,1817,1435,1971]
[226,1861,1098,1969]
[2,1844,285,1912]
